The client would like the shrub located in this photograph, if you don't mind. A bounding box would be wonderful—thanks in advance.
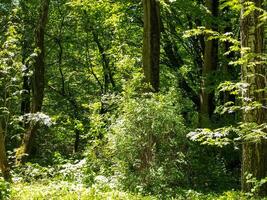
[110,88,191,194]
[0,178,10,200]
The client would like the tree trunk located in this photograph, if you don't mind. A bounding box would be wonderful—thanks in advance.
[199,0,219,127]
[92,30,115,93]
[240,0,267,196]
[0,120,10,181]
[21,74,31,115]
[139,0,160,172]
[142,0,160,92]
[20,0,33,117]
[16,0,50,165]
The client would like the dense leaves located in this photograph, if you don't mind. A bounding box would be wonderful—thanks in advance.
[0,0,266,199]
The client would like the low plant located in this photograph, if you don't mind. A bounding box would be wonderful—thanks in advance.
[109,87,191,194]
[0,178,10,200]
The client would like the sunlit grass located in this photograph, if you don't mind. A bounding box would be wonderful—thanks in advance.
[11,181,155,200]
[9,180,267,200]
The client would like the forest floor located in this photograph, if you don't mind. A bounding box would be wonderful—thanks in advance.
[11,181,153,200]
[8,180,266,200]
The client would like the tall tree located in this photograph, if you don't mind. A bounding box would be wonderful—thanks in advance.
[142,0,160,92]
[0,121,10,181]
[20,0,34,117]
[16,0,50,164]
[199,0,219,127]
[240,0,267,195]
[139,0,160,170]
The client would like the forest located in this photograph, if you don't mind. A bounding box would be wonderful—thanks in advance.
[0,0,267,199]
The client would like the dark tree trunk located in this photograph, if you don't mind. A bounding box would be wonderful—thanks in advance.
[16,0,50,165]
[20,1,33,117]
[142,0,160,92]
[21,74,31,115]
[92,30,115,93]
[240,0,267,196]
[21,42,31,116]
[68,95,80,153]
[199,0,219,127]
[74,129,80,153]
[0,120,10,181]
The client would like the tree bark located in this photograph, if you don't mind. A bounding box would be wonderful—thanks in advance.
[139,0,160,171]
[20,1,33,117]
[21,48,31,116]
[16,0,50,165]
[240,0,267,195]
[199,0,219,127]
[0,120,10,181]
[142,0,160,92]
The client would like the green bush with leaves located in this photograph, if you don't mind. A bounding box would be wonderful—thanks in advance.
[109,88,190,194]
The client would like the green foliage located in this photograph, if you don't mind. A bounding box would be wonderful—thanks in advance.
[187,122,267,148]
[85,139,115,186]
[10,181,267,200]
[11,181,156,200]
[0,13,22,118]
[0,6,24,152]
[108,87,191,194]
[0,178,10,200]
[13,163,56,182]
[0,0,266,198]
[83,74,236,195]
[13,157,87,183]
[188,127,234,147]
[245,174,267,196]
[183,28,240,54]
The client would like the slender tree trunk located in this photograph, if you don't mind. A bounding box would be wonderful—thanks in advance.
[92,30,115,93]
[21,46,31,116]
[21,75,31,115]
[0,120,10,181]
[16,0,50,165]
[74,128,80,153]
[68,96,80,153]
[240,0,267,195]
[142,0,160,92]
[199,0,219,127]
[20,1,33,117]
[140,0,160,171]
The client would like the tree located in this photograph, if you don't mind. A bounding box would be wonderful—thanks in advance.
[16,0,50,164]
[142,0,160,92]
[199,0,219,127]
[240,0,267,195]
[20,0,36,117]
[0,121,10,181]
[137,0,161,171]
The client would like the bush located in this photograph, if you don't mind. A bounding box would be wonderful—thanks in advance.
[0,178,10,200]
[109,88,192,194]
[84,76,236,196]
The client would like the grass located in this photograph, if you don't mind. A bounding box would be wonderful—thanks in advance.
[10,181,155,200]
[6,181,267,200]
